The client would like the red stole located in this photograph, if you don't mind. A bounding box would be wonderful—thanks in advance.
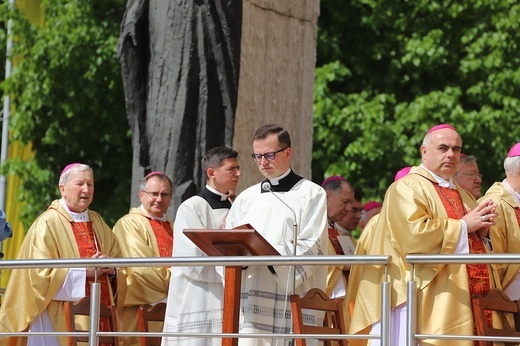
[328,226,344,256]
[70,221,113,334]
[328,222,350,287]
[514,208,520,226]
[149,219,174,256]
[434,185,492,327]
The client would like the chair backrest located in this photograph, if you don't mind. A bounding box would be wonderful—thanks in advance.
[137,302,167,346]
[63,297,119,346]
[471,288,520,346]
[290,288,348,346]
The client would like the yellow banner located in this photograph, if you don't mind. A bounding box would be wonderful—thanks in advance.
[0,0,42,289]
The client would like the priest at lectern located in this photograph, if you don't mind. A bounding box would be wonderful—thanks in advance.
[225,124,328,346]
[163,147,241,346]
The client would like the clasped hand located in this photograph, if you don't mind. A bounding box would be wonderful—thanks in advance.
[462,199,498,236]
[86,251,117,278]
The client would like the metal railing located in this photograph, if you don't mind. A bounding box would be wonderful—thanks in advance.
[406,253,520,346]
[4,253,518,345]
[0,255,391,345]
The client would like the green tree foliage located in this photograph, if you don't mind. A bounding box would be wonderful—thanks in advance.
[314,0,520,201]
[0,0,131,228]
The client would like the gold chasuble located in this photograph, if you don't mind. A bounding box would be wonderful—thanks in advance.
[113,207,173,307]
[0,200,125,346]
[481,181,520,293]
[112,207,173,346]
[346,166,500,346]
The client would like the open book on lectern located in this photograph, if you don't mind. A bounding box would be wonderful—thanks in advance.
[182,223,281,257]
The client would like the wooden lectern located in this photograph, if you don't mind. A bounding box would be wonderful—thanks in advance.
[183,224,280,346]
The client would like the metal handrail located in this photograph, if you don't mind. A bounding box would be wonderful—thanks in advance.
[406,253,520,346]
[0,255,391,345]
[0,255,390,268]
[5,253,518,345]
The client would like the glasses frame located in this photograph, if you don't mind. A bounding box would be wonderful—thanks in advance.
[142,191,172,199]
[251,147,287,162]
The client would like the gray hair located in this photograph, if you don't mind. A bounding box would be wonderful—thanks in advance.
[59,164,93,185]
[322,179,353,194]
[504,156,520,177]
[422,133,431,146]
[139,172,173,192]
[460,155,478,165]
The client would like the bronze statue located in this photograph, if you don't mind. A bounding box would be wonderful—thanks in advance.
[117,0,242,215]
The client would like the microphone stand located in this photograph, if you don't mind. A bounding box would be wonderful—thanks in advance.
[262,182,298,345]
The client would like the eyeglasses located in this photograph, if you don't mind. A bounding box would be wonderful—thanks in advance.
[251,148,287,162]
[457,172,483,179]
[143,191,172,199]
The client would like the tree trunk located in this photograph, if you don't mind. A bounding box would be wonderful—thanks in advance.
[234,0,320,192]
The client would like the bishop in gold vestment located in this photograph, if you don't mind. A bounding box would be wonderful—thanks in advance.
[0,163,124,346]
[480,143,520,300]
[113,172,174,346]
[347,125,499,346]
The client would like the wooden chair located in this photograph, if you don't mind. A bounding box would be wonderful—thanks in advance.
[290,288,348,346]
[471,288,520,346]
[63,297,119,346]
[137,302,167,346]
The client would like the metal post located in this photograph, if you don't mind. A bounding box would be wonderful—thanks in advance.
[406,265,417,346]
[380,264,391,346]
[289,221,297,346]
[89,282,101,346]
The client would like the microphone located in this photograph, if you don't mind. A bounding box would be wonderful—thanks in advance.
[261,182,298,288]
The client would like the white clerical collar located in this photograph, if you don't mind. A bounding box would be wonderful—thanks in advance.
[59,198,90,222]
[206,184,229,201]
[139,205,167,221]
[420,164,456,188]
[334,223,351,236]
[502,179,520,207]
[268,168,291,186]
